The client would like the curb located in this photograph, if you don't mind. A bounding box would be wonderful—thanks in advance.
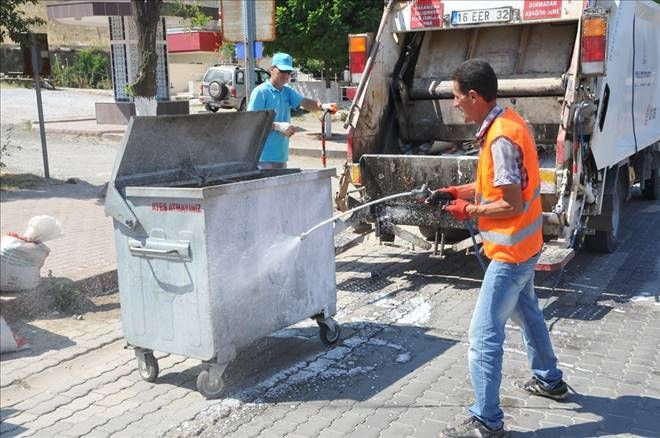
[0,269,117,325]
[31,121,347,159]
[32,124,124,137]
[289,147,346,160]
[56,87,114,97]
[40,116,97,123]
[74,269,118,296]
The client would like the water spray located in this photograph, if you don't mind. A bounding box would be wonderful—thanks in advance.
[299,184,487,274]
[299,185,432,240]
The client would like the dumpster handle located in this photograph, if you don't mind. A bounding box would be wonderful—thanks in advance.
[128,238,191,261]
[131,247,178,256]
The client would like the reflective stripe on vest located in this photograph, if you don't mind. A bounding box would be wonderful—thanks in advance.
[480,213,543,246]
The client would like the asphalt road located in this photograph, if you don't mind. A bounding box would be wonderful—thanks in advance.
[0,86,114,126]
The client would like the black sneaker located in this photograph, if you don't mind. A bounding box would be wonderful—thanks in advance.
[518,376,568,400]
[440,416,510,438]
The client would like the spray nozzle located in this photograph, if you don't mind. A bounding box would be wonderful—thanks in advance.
[410,183,433,202]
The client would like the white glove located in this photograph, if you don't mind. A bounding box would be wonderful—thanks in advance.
[321,103,337,114]
[273,122,295,137]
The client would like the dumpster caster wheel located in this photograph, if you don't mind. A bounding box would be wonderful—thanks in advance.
[197,365,225,399]
[136,350,159,382]
[317,318,341,346]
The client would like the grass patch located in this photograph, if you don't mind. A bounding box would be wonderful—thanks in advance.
[0,172,64,191]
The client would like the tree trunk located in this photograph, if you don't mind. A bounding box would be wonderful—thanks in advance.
[130,0,162,116]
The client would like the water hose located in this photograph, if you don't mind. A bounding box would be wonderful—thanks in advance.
[300,190,418,240]
[466,221,487,272]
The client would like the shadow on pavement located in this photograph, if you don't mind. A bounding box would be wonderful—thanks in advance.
[0,321,75,362]
[335,251,419,273]
[517,394,660,437]
[156,322,457,403]
[0,174,105,202]
[0,408,28,436]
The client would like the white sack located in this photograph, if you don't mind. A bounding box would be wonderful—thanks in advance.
[0,235,50,291]
[24,215,64,242]
[0,315,28,353]
[0,215,63,292]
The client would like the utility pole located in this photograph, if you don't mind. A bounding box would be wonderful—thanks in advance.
[242,0,257,101]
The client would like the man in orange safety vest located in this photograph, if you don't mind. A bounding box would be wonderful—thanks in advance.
[427,59,567,438]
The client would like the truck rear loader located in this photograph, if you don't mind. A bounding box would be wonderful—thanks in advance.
[338,0,660,267]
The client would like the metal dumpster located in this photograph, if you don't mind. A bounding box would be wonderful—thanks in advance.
[104,111,339,398]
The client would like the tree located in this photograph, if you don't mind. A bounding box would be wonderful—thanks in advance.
[0,0,45,43]
[129,0,211,115]
[263,0,383,78]
[130,0,163,116]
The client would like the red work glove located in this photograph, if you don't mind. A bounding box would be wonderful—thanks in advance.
[425,186,458,207]
[444,199,472,221]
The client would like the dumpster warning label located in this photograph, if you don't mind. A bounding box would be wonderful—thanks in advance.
[152,202,202,213]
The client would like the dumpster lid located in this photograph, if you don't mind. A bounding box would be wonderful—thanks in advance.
[109,111,275,189]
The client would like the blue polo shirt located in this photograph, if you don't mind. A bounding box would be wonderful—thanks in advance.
[247,81,304,163]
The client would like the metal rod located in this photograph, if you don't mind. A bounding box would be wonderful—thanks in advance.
[300,191,414,240]
[31,34,49,179]
[242,0,257,101]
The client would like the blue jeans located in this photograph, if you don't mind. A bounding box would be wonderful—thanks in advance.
[468,254,563,429]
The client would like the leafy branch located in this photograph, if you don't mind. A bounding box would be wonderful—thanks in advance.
[0,0,46,43]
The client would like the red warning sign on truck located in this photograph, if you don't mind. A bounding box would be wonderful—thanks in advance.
[411,0,443,29]
[523,0,562,20]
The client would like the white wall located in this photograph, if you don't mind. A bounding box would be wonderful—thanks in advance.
[289,81,341,103]
[168,52,218,96]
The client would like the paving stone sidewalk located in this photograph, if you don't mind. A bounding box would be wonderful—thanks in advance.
[1,196,658,437]
[0,184,115,287]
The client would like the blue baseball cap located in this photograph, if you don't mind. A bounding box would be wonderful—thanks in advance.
[272,52,294,71]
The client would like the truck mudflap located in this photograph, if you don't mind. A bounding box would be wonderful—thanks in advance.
[360,154,478,228]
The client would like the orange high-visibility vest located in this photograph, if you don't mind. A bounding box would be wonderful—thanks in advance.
[475,108,543,263]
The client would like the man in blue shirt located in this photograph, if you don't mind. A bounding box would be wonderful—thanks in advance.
[247,52,336,169]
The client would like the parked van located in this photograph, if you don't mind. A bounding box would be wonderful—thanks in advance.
[199,65,270,112]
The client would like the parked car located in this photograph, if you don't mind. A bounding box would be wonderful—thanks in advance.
[199,65,270,112]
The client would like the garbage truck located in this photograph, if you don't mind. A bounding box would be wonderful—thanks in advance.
[337,0,660,267]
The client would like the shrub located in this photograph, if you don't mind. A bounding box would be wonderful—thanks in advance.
[51,48,110,89]
[46,271,84,314]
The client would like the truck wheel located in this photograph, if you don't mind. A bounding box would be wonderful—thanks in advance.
[418,226,469,242]
[238,98,246,112]
[642,169,659,200]
[585,172,624,253]
[418,226,437,241]
[205,104,219,113]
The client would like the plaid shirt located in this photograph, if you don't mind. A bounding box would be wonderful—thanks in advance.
[476,105,528,190]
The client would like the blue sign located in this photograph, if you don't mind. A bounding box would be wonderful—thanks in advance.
[235,42,263,60]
